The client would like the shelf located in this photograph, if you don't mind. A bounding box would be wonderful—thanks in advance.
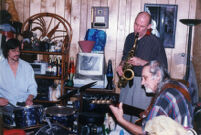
[21,50,65,55]
[20,12,72,107]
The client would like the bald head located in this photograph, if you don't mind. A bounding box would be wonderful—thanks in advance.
[136,12,151,25]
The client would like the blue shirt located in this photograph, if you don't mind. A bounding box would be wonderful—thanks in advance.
[0,59,37,106]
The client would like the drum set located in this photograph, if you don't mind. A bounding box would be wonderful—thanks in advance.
[2,82,108,134]
[2,105,77,135]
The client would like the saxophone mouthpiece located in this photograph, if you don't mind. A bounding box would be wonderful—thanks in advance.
[135,33,139,38]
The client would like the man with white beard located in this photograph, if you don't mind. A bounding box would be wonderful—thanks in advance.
[110,60,193,135]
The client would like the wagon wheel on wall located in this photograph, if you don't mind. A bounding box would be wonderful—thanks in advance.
[21,12,72,80]
[21,12,72,51]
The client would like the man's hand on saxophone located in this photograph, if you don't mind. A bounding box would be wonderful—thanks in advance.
[116,57,148,79]
[116,56,148,78]
[127,57,148,66]
[116,61,125,76]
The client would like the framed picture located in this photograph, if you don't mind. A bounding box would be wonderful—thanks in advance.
[91,7,109,29]
[144,4,178,48]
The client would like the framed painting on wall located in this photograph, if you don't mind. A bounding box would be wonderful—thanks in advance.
[144,4,178,48]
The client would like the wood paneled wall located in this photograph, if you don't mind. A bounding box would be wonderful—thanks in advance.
[3,0,200,95]
[193,0,201,98]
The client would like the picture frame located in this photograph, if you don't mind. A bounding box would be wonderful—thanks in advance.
[144,4,178,48]
[91,7,109,29]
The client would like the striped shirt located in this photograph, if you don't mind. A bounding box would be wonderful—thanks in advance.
[144,82,193,129]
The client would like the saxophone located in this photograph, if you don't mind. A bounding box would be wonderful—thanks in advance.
[118,33,139,88]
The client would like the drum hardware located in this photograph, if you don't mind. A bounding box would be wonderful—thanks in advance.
[45,117,53,130]
[78,112,105,135]
[78,112,104,126]
[80,124,104,135]
[44,106,77,132]
[35,123,76,135]
[8,102,15,107]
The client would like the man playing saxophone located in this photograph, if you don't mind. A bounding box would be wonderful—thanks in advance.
[116,12,168,124]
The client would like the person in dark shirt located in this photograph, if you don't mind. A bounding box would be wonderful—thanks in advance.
[116,12,168,123]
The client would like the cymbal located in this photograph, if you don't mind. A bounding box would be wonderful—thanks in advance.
[58,81,97,100]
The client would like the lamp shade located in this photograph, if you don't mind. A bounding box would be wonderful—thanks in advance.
[180,19,201,26]
[78,40,95,53]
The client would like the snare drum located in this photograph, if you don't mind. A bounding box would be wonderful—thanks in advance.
[45,106,76,130]
[14,105,44,128]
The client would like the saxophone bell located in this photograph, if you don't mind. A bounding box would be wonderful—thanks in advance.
[122,68,135,80]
